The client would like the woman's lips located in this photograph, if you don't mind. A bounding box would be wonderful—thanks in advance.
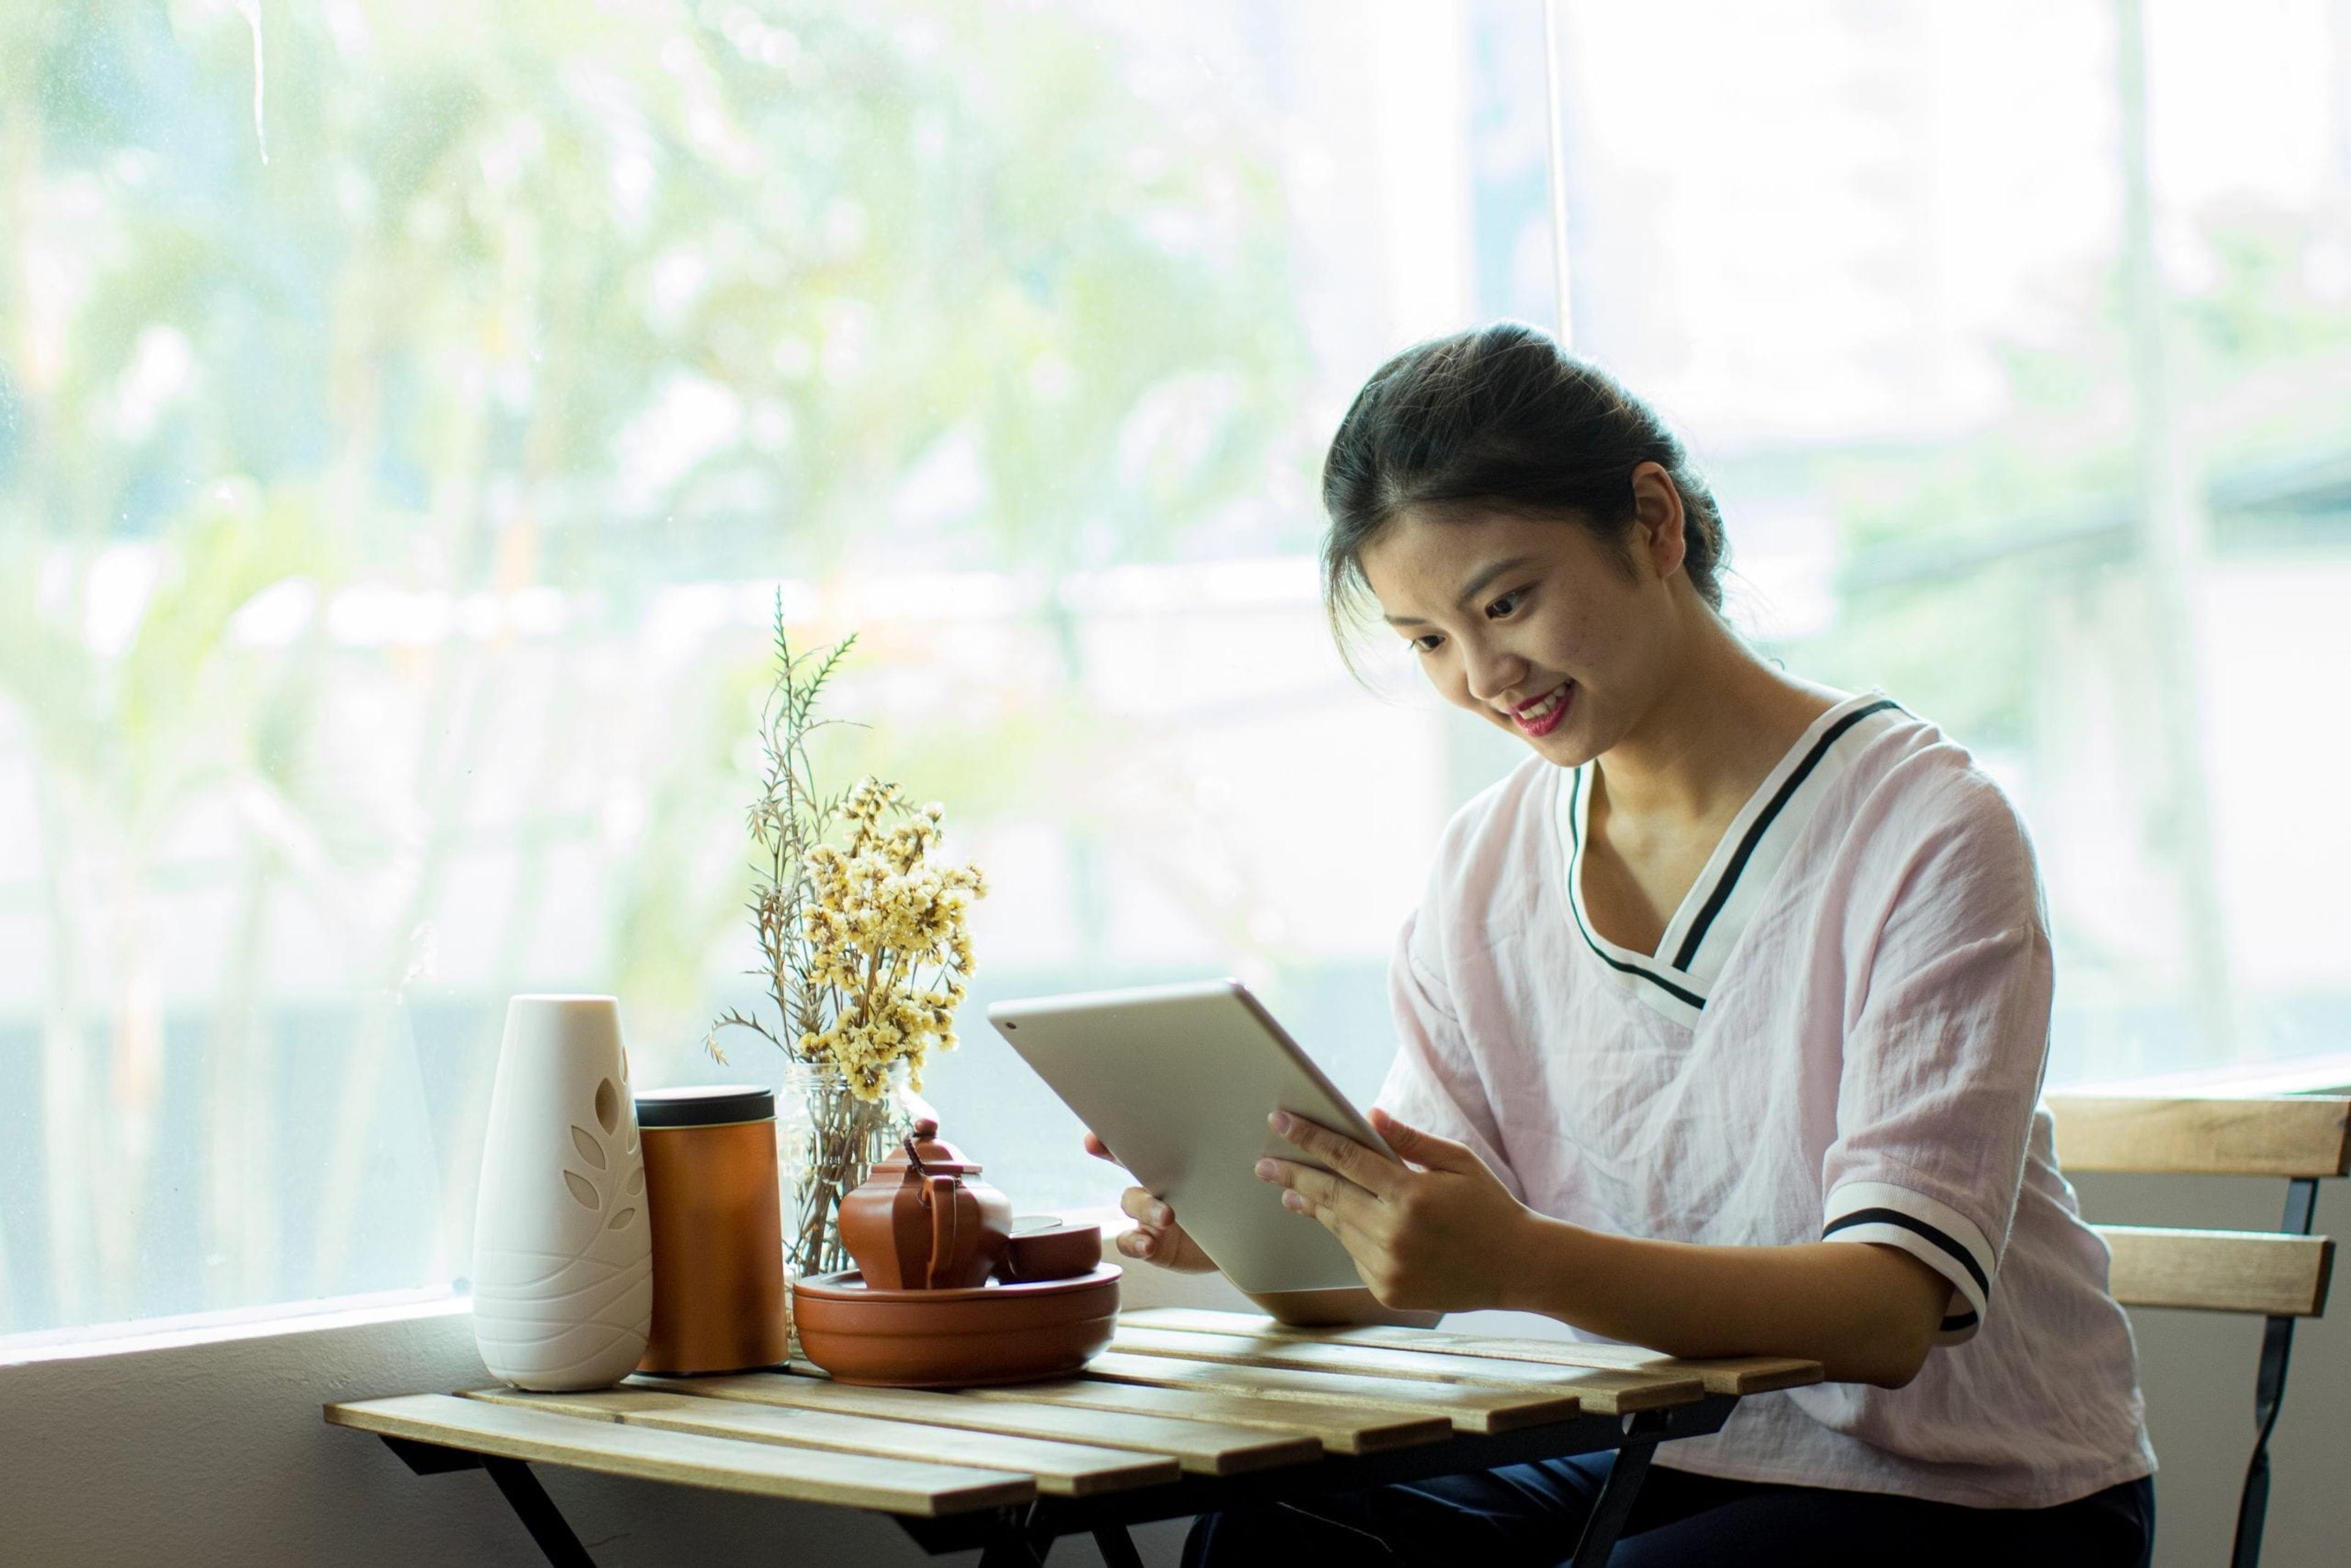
[1512,681,1572,737]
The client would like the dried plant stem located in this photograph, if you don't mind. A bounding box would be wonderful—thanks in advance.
[708,597,980,1278]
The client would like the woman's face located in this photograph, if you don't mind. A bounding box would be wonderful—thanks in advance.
[1357,497,1686,767]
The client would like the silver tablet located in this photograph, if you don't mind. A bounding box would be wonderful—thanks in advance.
[986,978,1393,1295]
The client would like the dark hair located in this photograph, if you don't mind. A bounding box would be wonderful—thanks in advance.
[1319,321,1728,655]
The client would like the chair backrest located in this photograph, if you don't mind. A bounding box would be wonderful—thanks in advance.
[2043,1092,2347,1568]
[2044,1095,2348,1318]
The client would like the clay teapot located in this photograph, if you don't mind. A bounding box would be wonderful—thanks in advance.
[838,1119,1013,1291]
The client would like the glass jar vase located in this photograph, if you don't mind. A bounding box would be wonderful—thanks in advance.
[776,1059,921,1283]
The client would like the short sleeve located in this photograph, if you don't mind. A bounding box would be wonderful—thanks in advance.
[1818,778,2053,1348]
[1374,905,1525,1201]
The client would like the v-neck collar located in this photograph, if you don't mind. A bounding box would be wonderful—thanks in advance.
[1555,692,1903,1027]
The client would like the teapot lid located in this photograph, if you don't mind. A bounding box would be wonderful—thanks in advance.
[874,1117,983,1176]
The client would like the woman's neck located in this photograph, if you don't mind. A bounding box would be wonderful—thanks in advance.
[1595,612,1840,831]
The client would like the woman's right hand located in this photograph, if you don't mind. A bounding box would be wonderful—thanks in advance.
[1084,1131,1217,1273]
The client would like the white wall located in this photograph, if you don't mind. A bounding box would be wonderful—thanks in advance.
[1,1193,2339,1568]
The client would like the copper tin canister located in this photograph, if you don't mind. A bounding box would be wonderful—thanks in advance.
[634,1085,789,1375]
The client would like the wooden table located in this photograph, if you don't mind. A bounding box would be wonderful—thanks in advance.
[327,1307,1820,1567]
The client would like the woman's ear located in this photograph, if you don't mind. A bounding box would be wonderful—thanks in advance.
[1629,461,1687,582]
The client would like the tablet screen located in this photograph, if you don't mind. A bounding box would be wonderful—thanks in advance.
[987,978,1387,1294]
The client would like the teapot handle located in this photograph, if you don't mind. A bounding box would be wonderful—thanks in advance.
[924,1174,959,1290]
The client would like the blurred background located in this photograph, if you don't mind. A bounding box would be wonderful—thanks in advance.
[4,0,2348,1337]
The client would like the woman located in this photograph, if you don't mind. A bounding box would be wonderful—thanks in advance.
[1090,323,2156,1565]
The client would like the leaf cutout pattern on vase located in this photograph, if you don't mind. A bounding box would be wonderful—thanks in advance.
[558,1087,642,1237]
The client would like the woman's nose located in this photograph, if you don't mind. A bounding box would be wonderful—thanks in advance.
[1461,640,1528,703]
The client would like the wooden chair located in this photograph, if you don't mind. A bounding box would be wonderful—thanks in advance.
[2045,1093,2349,1568]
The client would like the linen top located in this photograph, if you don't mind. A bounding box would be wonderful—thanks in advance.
[1373,693,2155,1509]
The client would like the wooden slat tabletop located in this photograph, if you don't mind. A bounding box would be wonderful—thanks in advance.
[1108,1326,1707,1414]
[326,1310,1788,1517]
[671,1370,1319,1476]
[325,1393,1035,1516]
[1122,1308,1824,1396]
[463,1385,1180,1496]
[955,1370,1455,1454]
[1076,1349,1589,1433]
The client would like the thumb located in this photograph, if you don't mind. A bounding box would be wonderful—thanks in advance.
[1370,1107,1479,1172]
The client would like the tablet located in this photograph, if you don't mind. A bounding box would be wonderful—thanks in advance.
[986,978,1392,1295]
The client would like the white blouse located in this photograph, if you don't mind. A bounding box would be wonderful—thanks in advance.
[1374,692,2156,1509]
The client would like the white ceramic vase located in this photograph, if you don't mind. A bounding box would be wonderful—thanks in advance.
[471,994,653,1389]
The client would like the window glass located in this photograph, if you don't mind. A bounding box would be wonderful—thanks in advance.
[10,0,2341,1338]
[1554,0,2351,1086]
[0,0,1543,1334]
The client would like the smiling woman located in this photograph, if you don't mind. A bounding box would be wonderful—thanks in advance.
[1117,323,2163,1567]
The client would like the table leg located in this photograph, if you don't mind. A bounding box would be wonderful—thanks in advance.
[1090,1525,1147,1568]
[975,1508,1051,1567]
[1567,1426,1660,1568]
[484,1456,599,1568]
[381,1436,488,1476]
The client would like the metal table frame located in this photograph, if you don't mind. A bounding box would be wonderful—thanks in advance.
[373,1392,1739,1566]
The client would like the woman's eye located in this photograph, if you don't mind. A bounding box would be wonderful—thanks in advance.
[1485,590,1523,620]
[1412,633,1444,654]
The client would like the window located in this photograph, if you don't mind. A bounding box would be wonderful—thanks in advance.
[5,0,2345,1337]
[1549,0,2351,1085]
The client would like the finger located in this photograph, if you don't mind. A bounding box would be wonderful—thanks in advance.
[1121,1186,1173,1226]
[1368,1108,1480,1173]
[1259,1155,1370,1218]
[1084,1132,1120,1164]
[1272,1166,1376,1259]
[1270,1111,1400,1199]
[1116,1226,1158,1260]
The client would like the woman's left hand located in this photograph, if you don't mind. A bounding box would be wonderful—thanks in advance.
[1256,1107,1535,1313]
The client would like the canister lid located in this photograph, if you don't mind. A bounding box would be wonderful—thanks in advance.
[636,1084,776,1128]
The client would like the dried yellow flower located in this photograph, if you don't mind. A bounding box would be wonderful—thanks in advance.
[768,775,984,1099]
[706,611,984,1103]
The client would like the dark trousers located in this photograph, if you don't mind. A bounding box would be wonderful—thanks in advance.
[1182,1454,2155,1567]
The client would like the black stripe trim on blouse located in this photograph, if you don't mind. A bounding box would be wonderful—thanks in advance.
[1567,770,1709,1012]
[1941,1311,1979,1333]
[1668,698,1901,973]
[1822,1207,1992,1298]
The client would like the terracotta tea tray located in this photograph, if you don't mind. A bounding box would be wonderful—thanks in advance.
[792,1266,1121,1388]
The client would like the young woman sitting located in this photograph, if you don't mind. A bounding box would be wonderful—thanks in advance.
[1089,322,2156,1567]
